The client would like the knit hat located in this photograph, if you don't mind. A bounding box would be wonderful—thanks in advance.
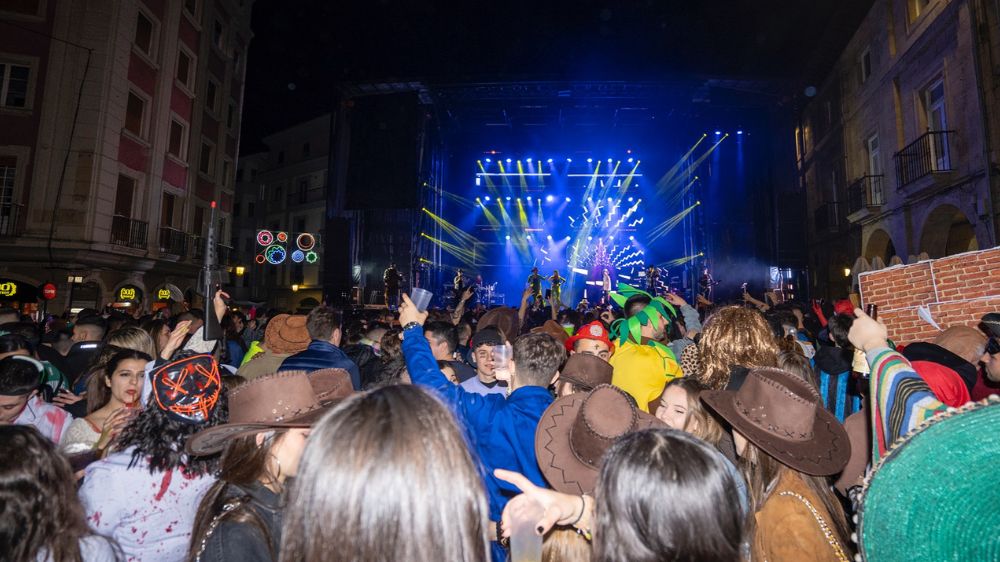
[858,398,1000,561]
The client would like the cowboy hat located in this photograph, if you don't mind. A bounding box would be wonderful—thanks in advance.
[535,384,664,494]
[186,368,352,455]
[559,353,613,392]
[857,397,1000,561]
[701,367,850,476]
[264,314,311,355]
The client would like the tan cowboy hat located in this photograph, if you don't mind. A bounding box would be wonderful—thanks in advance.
[535,384,664,494]
[186,368,352,455]
[264,314,311,355]
[701,367,850,476]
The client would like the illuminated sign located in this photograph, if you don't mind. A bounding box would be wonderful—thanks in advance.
[0,282,16,298]
[157,288,172,300]
[117,285,142,302]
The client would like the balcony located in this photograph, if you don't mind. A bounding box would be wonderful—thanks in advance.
[0,204,25,237]
[159,227,188,256]
[190,237,233,265]
[110,215,148,249]
[813,202,841,233]
[893,130,954,188]
[848,175,885,215]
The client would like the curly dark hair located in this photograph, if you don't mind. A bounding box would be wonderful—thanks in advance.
[115,391,228,477]
[0,425,119,562]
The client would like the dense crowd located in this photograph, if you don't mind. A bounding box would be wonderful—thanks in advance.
[1,284,998,561]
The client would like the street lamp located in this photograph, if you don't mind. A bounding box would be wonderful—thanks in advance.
[235,265,246,276]
[291,284,299,292]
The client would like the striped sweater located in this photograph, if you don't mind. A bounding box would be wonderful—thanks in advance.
[868,348,949,464]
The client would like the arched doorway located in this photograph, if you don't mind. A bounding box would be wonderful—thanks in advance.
[920,204,978,258]
[864,228,896,265]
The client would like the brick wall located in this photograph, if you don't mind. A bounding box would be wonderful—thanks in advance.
[858,247,1000,344]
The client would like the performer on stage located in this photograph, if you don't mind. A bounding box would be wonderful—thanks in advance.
[383,262,402,309]
[548,269,565,305]
[699,266,716,301]
[645,263,660,296]
[453,268,465,306]
[602,268,611,304]
[527,267,543,301]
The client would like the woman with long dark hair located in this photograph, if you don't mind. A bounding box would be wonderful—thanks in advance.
[280,384,490,562]
[702,367,853,561]
[78,353,227,562]
[0,425,119,561]
[185,369,351,562]
[61,349,151,455]
[498,428,744,562]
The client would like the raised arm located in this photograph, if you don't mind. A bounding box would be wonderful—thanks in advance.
[848,308,948,463]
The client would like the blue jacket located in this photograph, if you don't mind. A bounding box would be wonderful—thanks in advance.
[402,325,552,561]
[278,340,361,390]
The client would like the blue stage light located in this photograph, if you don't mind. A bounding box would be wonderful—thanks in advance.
[628,235,634,240]
[547,158,553,163]
[547,234,553,240]
[586,158,593,163]
[737,130,744,135]
[546,195,555,203]
[485,158,491,163]
[714,131,721,135]
[587,236,592,241]
[506,158,512,163]
[526,196,532,201]
[565,236,571,240]
[506,196,511,201]
[484,196,490,202]
[505,235,511,240]
[627,157,634,163]
[566,158,572,162]
[607,158,613,162]
[526,158,532,163]
[565,196,571,202]
[627,196,634,202]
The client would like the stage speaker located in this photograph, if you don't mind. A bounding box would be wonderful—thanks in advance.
[322,217,353,305]
[344,92,422,210]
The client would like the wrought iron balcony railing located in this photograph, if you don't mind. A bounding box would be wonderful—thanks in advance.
[848,175,885,214]
[893,130,954,188]
[110,215,148,249]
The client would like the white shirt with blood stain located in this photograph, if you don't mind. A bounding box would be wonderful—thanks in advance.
[79,447,216,562]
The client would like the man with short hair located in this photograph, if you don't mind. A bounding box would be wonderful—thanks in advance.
[399,294,563,561]
[0,356,72,442]
[424,321,476,382]
[564,320,614,361]
[978,313,1000,392]
[279,306,361,389]
[71,315,106,343]
[63,315,107,384]
[459,327,508,396]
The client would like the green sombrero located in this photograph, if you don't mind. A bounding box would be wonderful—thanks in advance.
[857,396,1000,561]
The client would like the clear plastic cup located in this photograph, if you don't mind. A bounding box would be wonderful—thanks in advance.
[410,288,433,312]
[509,498,544,562]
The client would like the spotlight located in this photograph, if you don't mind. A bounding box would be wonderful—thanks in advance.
[547,158,553,163]
[607,197,613,202]
[506,158,512,163]
[607,158,613,162]
[627,157,634,163]
[628,235,634,240]
[627,197,634,202]
[526,196,532,202]
[565,196,571,202]
[714,131,721,135]
[587,197,592,202]
[737,130,744,135]
[516,197,521,202]
[587,236,592,241]
[485,158,491,163]
[546,195,555,202]
[565,236,571,241]
[566,158,573,163]
[484,196,490,201]
[586,158,593,163]
[526,158,532,163]
[505,235,511,240]
[475,197,481,201]
[506,196,511,201]
[696,200,701,205]
[547,234,553,240]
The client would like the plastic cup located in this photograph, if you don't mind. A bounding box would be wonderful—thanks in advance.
[492,342,512,372]
[410,288,433,312]
[509,498,544,562]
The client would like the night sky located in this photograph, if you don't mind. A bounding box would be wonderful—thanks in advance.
[240,0,873,151]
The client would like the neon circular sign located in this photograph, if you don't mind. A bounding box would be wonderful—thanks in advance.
[264,244,287,265]
[256,230,274,246]
[296,233,315,251]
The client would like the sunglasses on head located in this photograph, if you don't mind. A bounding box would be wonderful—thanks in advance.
[987,337,1000,356]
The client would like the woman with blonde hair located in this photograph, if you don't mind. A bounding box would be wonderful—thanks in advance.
[698,306,780,390]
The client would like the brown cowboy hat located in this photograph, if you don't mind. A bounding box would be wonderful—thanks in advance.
[559,353,613,392]
[535,384,665,494]
[531,319,570,344]
[701,367,850,476]
[264,314,311,355]
[186,368,352,456]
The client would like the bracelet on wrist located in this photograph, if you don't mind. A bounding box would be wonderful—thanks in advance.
[402,321,422,332]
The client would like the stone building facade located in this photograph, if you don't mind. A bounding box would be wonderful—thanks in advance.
[0,0,251,313]
[798,0,999,298]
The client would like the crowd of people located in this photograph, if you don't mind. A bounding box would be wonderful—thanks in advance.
[1,283,998,561]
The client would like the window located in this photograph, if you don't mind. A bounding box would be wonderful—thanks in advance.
[115,175,135,217]
[247,202,255,217]
[199,141,214,176]
[222,160,231,187]
[273,186,283,202]
[910,0,932,21]
[828,169,838,204]
[161,192,176,227]
[213,20,225,51]
[0,156,16,208]
[1,0,43,17]
[124,91,146,137]
[205,79,218,113]
[302,142,311,158]
[134,10,155,57]
[866,134,882,177]
[860,48,872,84]
[183,0,198,17]
[297,179,308,203]
[168,119,187,159]
[226,101,236,129]
[922,78,950,170]
[176,49,193,89]
[277,150,285,165]
[193,206,205,236]
[0,63,29,109]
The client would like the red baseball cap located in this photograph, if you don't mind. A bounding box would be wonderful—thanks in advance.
[564,321,615,356]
